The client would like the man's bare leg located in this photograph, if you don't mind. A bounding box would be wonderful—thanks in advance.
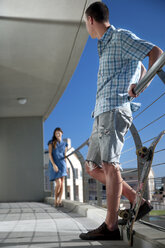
[102,162,122,231]
[85,162,144,205]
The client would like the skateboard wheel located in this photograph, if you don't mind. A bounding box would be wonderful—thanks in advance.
[118,209,131,220]
[141,147,148,154]
[136,146,148,157]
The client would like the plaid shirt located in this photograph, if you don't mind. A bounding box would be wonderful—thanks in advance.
[93,25,154,118]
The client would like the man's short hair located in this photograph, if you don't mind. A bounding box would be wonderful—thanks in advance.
[85,2,109,23]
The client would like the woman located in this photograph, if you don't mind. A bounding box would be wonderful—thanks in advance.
[48,127,68,207]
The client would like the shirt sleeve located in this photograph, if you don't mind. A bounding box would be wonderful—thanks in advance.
[47,140,53,146]
[121,30,155,61]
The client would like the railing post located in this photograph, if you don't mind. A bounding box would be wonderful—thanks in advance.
[74,150,87,203]
[66,157,76,201]
[64,176,67,199]
[130,123,149,200]
[130,123,142,180]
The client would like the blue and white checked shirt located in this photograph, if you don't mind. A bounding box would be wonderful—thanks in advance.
[93,25,154,118]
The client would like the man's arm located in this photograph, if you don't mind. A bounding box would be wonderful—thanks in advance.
[148,46,163,69]
[128,63,146,97]
[129,46,163,97]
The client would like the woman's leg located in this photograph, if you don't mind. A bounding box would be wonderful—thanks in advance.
[58,177,64,204]
[55,178,61,206]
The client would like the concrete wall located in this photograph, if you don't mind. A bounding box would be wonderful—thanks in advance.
[0,117,44,202]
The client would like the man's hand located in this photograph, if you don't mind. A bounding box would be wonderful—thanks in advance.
[128,63,148,98]
[128,84,137,97]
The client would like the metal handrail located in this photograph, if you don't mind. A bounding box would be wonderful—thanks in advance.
[132,52,165,97]
[65,138,89,158]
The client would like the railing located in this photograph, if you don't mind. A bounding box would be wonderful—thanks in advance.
[132,52,165,97]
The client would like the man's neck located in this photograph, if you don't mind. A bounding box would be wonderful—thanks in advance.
[96,23,110,39]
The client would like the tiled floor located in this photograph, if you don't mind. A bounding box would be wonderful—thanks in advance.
[0,202,129,248]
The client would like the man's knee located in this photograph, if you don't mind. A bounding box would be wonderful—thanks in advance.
[85,161,91,174]
[102,162,120,174]
[85,161,98,176]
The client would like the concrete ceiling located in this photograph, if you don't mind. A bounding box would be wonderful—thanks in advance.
[0,0,96,120]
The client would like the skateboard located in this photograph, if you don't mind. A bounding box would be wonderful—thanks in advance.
[118,130,165,246]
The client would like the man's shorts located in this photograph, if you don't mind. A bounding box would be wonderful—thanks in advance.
[86,108,133,169]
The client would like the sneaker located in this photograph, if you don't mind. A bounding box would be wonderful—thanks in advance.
[79,222,120,240]
[136,201,153,220]
[118,218,127,225]
[118,201,153,225]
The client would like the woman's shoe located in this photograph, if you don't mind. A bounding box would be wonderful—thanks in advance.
[54,202,59,207]
[58,202,63,207]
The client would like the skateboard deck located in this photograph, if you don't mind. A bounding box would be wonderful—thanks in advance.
[119,130,165,246]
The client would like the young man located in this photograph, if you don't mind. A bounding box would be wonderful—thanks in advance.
[79,2,163,241]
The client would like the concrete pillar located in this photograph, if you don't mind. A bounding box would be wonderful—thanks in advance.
[0,117,44,202]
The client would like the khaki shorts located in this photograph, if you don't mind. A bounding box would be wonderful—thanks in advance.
[86,108,132,169]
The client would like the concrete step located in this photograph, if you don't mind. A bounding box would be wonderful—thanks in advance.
[45,198,165,248]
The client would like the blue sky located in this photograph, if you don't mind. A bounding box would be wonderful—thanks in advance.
[44,0,165,178]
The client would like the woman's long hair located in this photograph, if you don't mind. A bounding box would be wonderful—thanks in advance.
[52,127,63,148]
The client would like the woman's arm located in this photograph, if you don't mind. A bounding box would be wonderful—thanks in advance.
[48,144,58,172]
[64,147,68,160]
[64,146,68,173]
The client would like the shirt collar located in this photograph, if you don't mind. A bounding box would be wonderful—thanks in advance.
[98,25,116,55]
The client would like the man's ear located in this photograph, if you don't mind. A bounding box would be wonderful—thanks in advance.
[89,16,94,25]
